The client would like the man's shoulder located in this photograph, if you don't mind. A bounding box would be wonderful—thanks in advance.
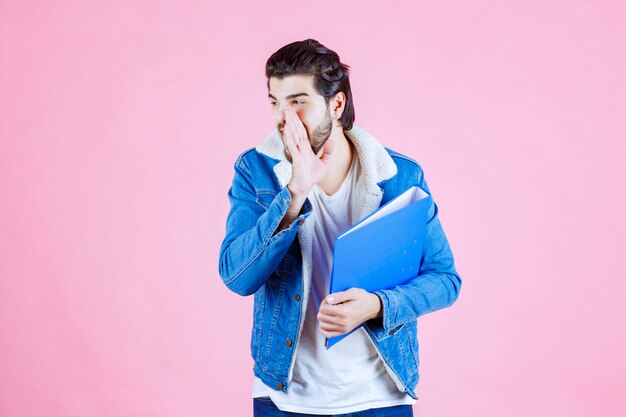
[231,146,282,184]
[377,146,428,193]
[234,130,283,166]
[234,147,257,166]
[383,146,424,174]
[234,146,276,167]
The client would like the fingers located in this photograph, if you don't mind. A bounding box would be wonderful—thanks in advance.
[318,311,347,336]
[282,114,297,154]
[319,138,335,165]
[284,108,310,154]
[318,312,339,324]
[319,322,344,334]
[284,108,306,142]
[320,329,346,338]
[319,314,354,338]
[318,303,342,319]
[326,288,360,304]
[317,297,361,338]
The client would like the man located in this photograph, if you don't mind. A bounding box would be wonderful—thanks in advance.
[218,39,462,416]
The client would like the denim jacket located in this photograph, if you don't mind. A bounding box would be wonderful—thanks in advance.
[218,125,461,400]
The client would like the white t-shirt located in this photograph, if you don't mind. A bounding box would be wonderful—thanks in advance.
[252,151,416,414]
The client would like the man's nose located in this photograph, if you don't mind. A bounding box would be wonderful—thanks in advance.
[275,110,286,126]
[274,104,296,126]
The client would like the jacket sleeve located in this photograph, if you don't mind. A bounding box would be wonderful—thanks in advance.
[218,155,312,296]
[366,168,462,340]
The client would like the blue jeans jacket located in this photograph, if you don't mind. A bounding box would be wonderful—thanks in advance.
[218,125,461,400]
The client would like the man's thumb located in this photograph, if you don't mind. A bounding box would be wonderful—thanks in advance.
[326,288,354,304]
[319,138,334,164]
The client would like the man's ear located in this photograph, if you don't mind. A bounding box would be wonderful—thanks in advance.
[330,92,346,120]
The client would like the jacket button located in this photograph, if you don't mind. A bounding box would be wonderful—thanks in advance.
[295,294,300,302]
[277,382,284,390]
[286,338,293,347]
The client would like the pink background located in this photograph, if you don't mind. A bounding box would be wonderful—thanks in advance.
[1,1,625,416]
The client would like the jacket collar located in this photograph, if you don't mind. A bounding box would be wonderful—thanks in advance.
[255,124,398,222]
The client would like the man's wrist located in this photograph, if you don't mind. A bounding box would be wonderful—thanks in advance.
[369,293,383,320]
[287,183,309,202]
[286,187,308,216]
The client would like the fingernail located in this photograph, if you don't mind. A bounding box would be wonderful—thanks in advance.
[327,296,335,302]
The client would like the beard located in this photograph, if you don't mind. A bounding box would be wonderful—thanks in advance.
[281,106,333,163]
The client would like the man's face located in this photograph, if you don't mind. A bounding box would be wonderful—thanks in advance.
[268,75,334,162]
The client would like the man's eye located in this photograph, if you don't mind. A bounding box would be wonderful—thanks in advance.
[269,102,277,106]
[293,100,304,105]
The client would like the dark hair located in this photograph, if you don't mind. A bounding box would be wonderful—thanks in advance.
[265,38,355,131]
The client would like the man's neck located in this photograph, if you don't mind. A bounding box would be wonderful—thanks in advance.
[316,127,354,195]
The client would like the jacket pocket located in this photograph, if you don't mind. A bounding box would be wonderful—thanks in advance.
[404,320,420,371]
[391,321,419,380]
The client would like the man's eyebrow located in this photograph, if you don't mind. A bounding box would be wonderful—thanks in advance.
[268,93,310,100]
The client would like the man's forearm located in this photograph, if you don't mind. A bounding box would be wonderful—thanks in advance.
[219,182,310,296]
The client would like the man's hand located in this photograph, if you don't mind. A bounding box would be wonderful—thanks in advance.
[273,107,335,236]
[317,288,383,338]
[282,107,334,200]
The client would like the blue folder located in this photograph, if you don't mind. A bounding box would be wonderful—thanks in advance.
[325,185,432,349]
